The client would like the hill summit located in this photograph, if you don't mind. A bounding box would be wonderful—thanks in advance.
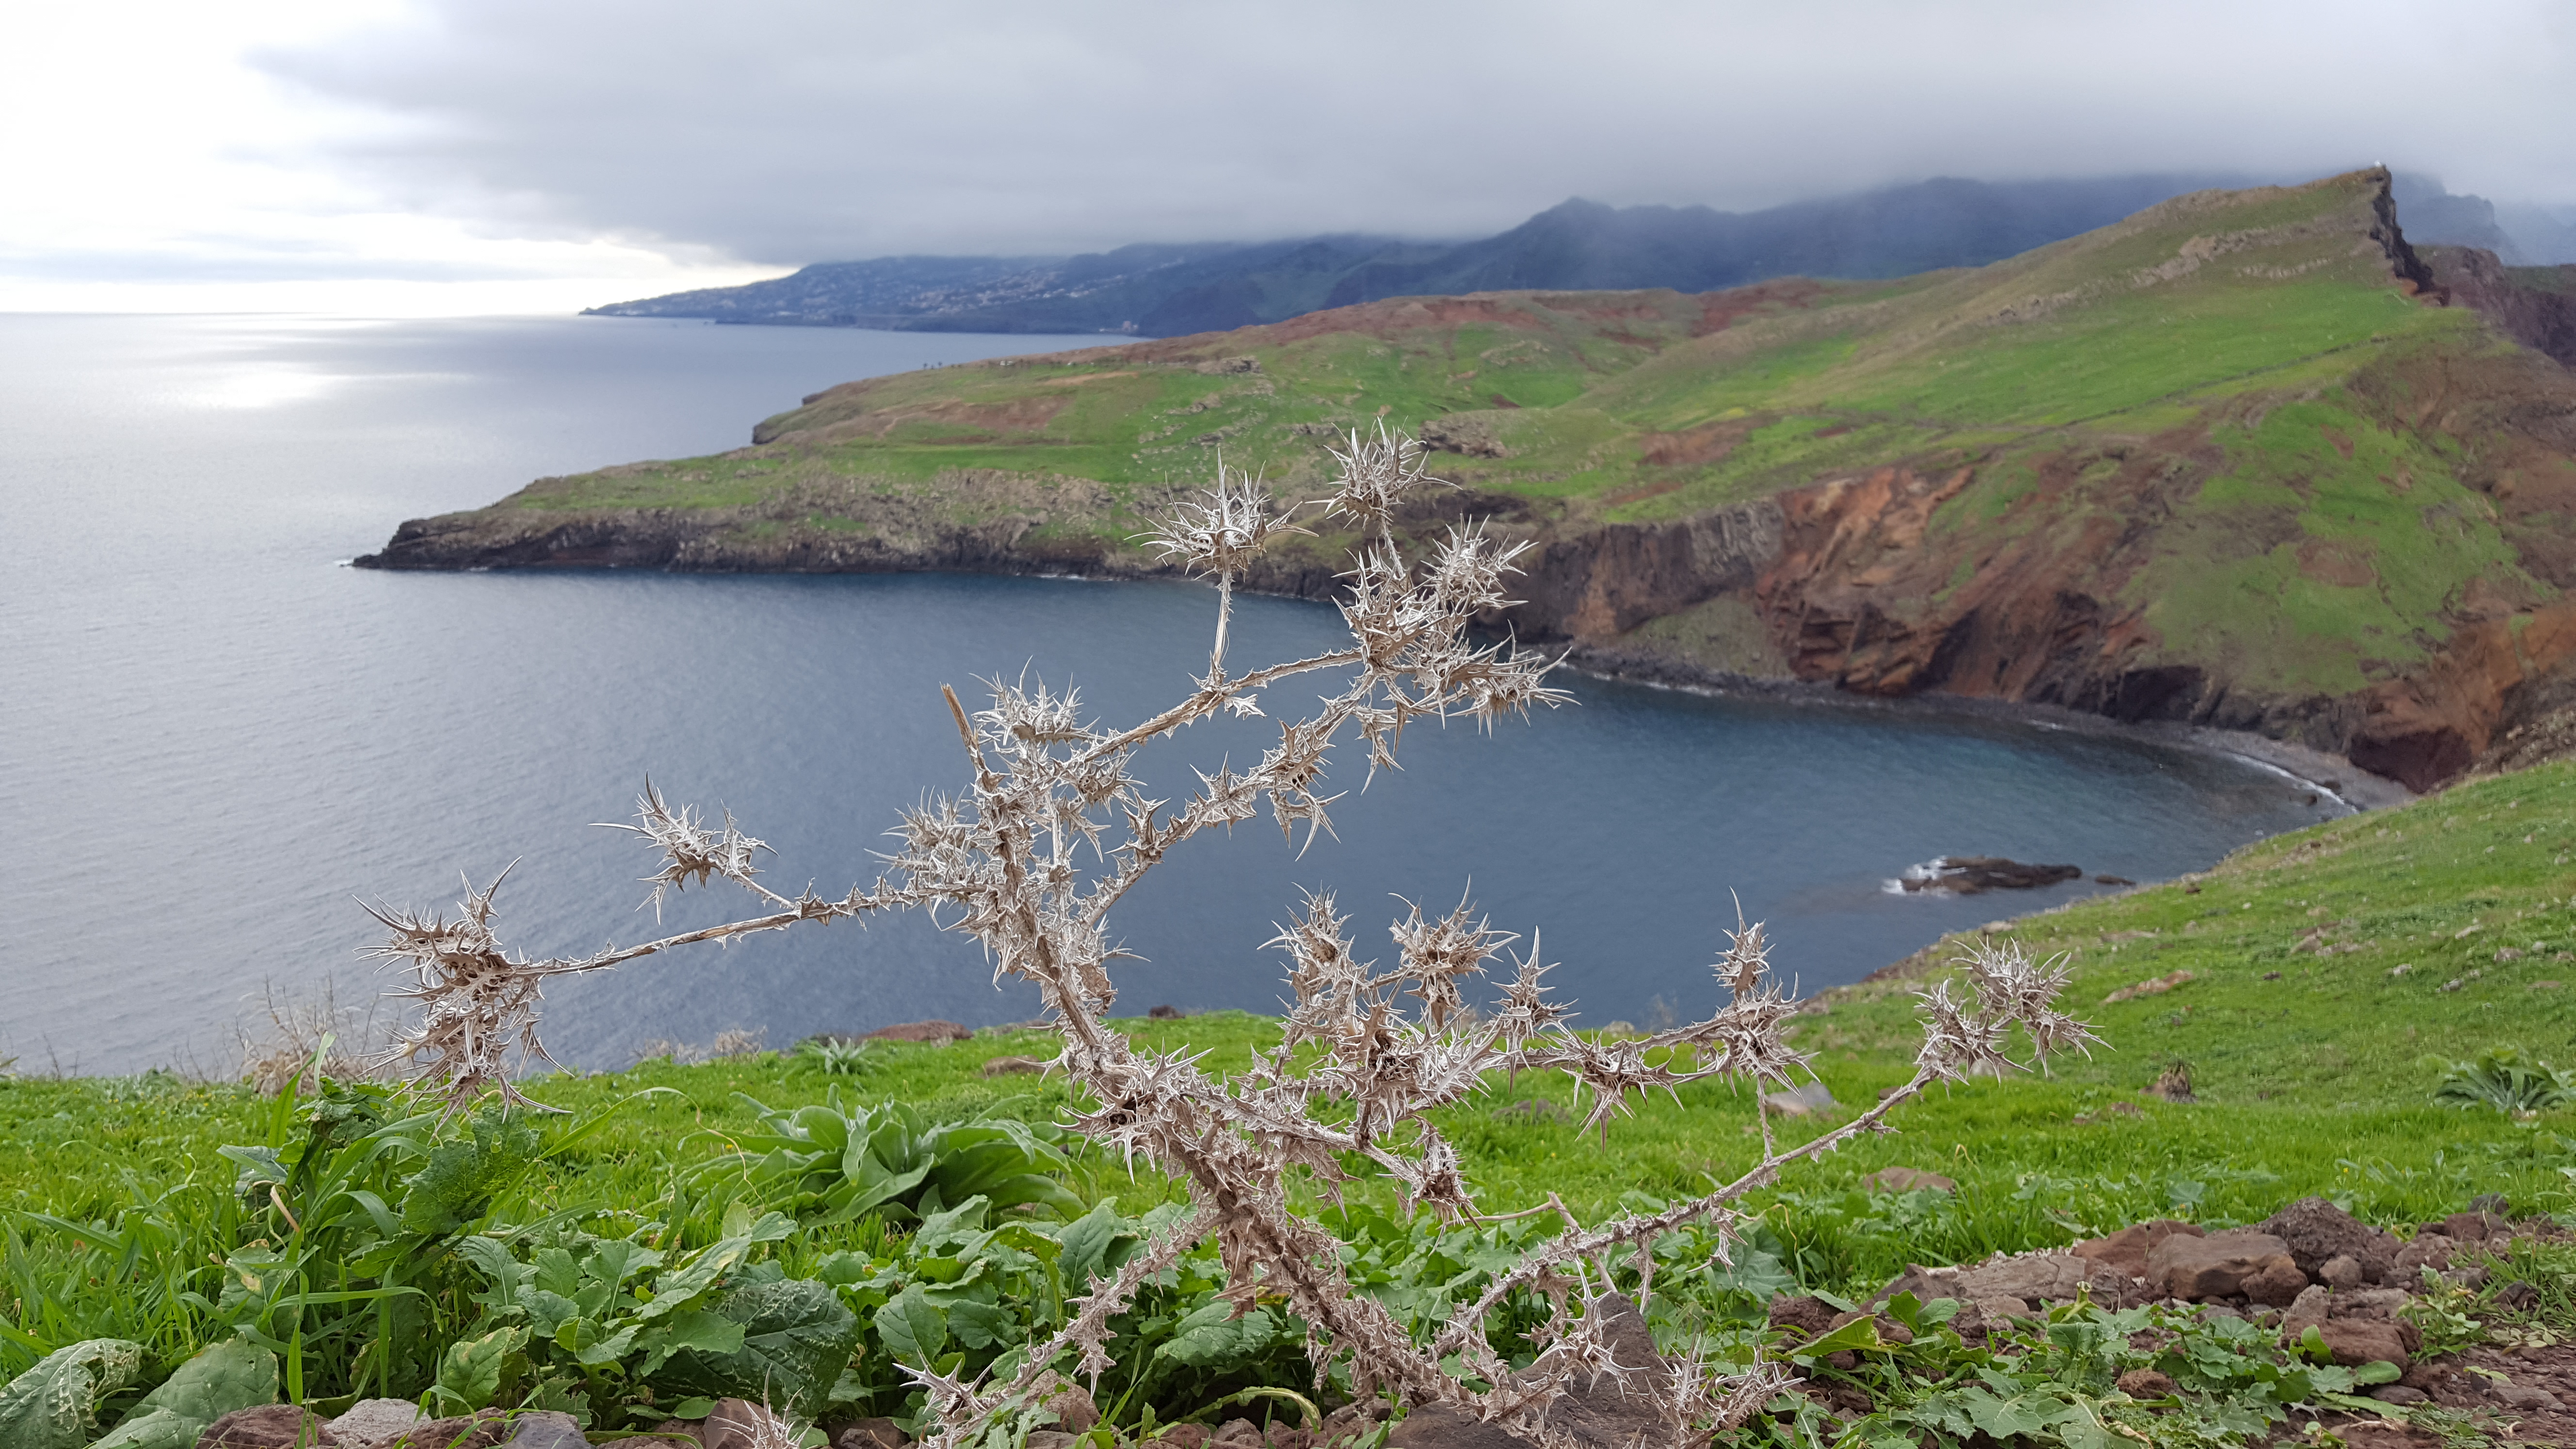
[376,170,2576,791]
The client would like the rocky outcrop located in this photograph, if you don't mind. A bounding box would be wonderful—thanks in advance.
[2429,247,2576,369]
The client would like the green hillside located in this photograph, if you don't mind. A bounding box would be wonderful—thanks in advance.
[366,170,2576,788]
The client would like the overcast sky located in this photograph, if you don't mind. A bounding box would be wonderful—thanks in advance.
[5,0,2571,314]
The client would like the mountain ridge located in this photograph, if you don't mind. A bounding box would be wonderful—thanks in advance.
[587,172,2574,339]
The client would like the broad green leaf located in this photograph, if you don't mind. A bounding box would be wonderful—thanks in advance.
[0,1339,143,1449]
[88,1407,199,1449]
[654,1278,860,1420]
[2353,1360,2403,1386]
[401,1112,543,1235]
[946,1300,1015,1350]
[660,1308,750,1357]
[1959,1388,2053,1441]
[431,1324,528,1413]
[1795,1316,1886,1359]
[1158,1301,1275,1368]
[876,1287,950,1366]
[125,1339,274,1425]
[1055,1201,1133,1290]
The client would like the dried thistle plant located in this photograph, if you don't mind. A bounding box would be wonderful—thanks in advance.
[364,429,2093,1446]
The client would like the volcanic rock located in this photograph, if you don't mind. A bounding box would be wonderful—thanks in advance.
[2294,1318,2413,1368]
[199,1407,340,1448]
[832,1420,904,1449]
[1768,1294,1839,1340]
[1956,1253,2129,1305]
[2261,1196,2399,1281]
[1899,857,2084,894]
[2072,1219,2202,1279]
[2146,1229,2306,1304]
[1387,1295,1669,1449]
[2395,1234,2456,1279]
[326,1401,426,1447]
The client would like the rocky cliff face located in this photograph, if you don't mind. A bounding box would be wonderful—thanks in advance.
[2426,247,2576,368]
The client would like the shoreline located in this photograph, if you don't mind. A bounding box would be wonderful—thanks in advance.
[1549,640,2418,812]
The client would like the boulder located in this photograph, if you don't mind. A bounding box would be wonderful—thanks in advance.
[2444,1210,2509,1242]
[2319,1255,2365,1289]
[371,1411,510,1449]
[495,1414,585,1449]
[2260,1196,2400,1282]
[2370,1386,2431,1405]
[2146,1229,2306,1303]
[2394,1233,2456,1280]
[1158,1429,1211,1449]
[1031,1372,1099,1433]
[2333,1288,2415,1320]
[325,1401,424,1448]
[1767,1294,1839,1340]
[2295,1317,2412,1368]
[1978,1296,2038,1324]
[2490,1381,2565,1411]
[831,1420,904,1449]
[1861,1167,1956,1194]
[1387,1294,1669,1449]
[198,1407,339,1448]
[2071,1219,2202,1279]
[1956,1252,2133,1305]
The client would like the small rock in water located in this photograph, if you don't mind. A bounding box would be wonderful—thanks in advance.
[1899,856,2084,894]
[2094,874,2136,886]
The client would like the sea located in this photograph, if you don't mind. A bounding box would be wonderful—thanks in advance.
[0,313,2343,1076]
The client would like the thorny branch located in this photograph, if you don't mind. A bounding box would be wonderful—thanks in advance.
[366,420,2095,1445]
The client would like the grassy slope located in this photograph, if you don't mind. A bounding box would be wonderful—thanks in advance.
[457,170,2576,707]
[12,759,2576,1299]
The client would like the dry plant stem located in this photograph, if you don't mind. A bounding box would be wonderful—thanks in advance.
[368,424,2091,1448]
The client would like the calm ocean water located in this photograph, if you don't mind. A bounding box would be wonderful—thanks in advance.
[0,313,2339,1074]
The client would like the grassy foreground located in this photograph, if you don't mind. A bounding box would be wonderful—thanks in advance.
[7,760,2576,1438]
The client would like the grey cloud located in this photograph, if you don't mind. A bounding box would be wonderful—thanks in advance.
[259,0,2576,266]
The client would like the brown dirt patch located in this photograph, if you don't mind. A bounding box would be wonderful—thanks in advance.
[1599,479,1687,508]
[2297,537,2380,588]
[1695,278,1827,336]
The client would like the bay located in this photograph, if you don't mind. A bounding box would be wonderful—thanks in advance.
[0,313,2337,1075]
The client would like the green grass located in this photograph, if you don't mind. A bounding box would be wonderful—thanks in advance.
[15,759,2576,1437]
[16,761,2576,1297]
